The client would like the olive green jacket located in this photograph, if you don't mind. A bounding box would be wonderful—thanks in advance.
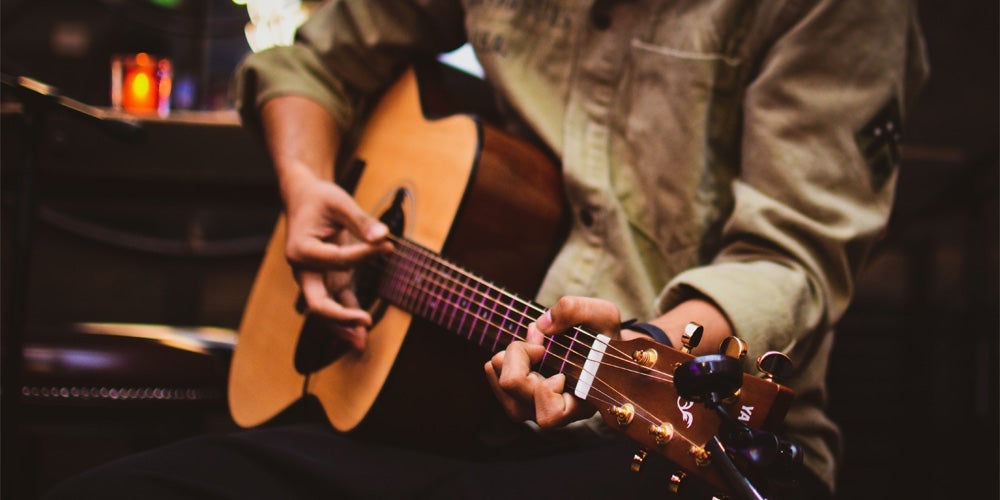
[235,0,929,492]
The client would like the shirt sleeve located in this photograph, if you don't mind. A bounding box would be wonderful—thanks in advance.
[658,0,929,355]
[234,0,467,133]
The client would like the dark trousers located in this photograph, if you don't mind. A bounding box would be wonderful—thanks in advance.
[43,422,831,499]
[43,422,689,499]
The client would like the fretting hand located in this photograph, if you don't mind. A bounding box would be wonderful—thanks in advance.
[483,296,651,428]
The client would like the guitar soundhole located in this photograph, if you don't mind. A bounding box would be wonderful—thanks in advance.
[292,188,409,375]
[355,187,409,320]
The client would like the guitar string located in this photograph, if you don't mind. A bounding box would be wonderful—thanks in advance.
[382,234,678,382]
[377,240,683,407]
[584,386,699,448]
[384,235,624,353]
[380,253,702,449]
[374,242,704,449]
[376,242,689,412]
[381,256,674,387]
[378,236,675,384]
[382,261,702,448]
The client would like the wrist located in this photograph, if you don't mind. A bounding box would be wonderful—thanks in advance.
[620,319,673,348]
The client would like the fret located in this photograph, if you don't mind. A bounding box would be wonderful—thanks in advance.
[408,249,425,311]
[517,301,536,346]
[381,252,405,305]
[395,247,417,310]
[431,259,453,325]
[455,272,471,338]
[445,269,461,331]
[490,293,515,352]
[417,252,437,319]
[467,279,483,340]
[475,280,494,344]
[538,328,588,383]
[540,332,551,367]
[560,328,580,374]
[478,284,499,347]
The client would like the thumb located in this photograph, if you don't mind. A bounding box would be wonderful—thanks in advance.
[325,186,389,243]
[341,200,389,243]
[534,373,576,428]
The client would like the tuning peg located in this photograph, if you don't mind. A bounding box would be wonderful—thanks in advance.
[630,448,648,473]
[757,351,794,383]
[611,403,635,427]
[680,322,703,354]
[719,336,748,360]
[668,471,687,494]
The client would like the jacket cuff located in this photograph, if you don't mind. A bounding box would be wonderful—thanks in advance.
[657,260,815,363]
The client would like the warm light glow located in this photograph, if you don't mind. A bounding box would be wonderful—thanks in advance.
[131,72,151,99]
[123,64,157,111]
[114,52,173,116]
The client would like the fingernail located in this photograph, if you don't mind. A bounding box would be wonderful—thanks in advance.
[536,310,552,331]
[366,224,388,241]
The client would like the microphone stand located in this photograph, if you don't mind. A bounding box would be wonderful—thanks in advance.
[0,74,143,500]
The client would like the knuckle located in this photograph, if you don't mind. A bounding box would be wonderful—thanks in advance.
[553,296,578,313]
[285,243,304,263]
[534,412,559,429]
[498,375,519,392]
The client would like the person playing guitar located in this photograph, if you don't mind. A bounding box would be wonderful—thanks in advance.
[47,1,928,499]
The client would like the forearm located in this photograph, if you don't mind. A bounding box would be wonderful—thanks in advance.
[645,299,733,356]
[260,95,342,203]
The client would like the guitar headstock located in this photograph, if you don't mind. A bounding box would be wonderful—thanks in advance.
[585,336,794,495]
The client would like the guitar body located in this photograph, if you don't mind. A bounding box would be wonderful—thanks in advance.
[228,66,567,452]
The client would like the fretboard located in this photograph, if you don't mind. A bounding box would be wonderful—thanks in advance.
[376,237,594,392]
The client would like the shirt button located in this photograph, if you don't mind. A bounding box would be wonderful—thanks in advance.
[579,209,594,228]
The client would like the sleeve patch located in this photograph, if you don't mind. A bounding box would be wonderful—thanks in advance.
[855,98,903,191]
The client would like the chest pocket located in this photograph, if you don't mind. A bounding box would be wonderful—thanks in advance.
[612,2,750,274]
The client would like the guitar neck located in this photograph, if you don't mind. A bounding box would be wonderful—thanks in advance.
[378,236,595,391]
[373,241,793,498]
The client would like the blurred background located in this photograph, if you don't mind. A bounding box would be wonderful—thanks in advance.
[1,0,996,499]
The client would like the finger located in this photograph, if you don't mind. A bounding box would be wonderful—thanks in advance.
[298,270,372,326]
[323,187,391,245]
[538,297,622,337]
[489,350,505,378]
[324,322,368,351]
[291,237,392,270]
[483,358,532,422]
[497,342,546,402]
[533,373,591,428]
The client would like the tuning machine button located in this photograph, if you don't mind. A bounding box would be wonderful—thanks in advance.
[757,351,794,383]
[668,471,687,494]
[719,336,748,360]
[630,448,648,473]
[689,445,712,467]
[648,422,675,445]
[610,403,635,427]
[680,322,703,354]
[632,348,658,369]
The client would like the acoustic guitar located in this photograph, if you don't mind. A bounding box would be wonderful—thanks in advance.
[228,63,795,496]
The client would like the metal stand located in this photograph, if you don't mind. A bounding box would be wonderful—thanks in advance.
[0,74,142,499]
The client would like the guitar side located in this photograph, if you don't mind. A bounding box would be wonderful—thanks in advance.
[228,216,308,428]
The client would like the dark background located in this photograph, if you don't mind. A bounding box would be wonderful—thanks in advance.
[1,0,997,499]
